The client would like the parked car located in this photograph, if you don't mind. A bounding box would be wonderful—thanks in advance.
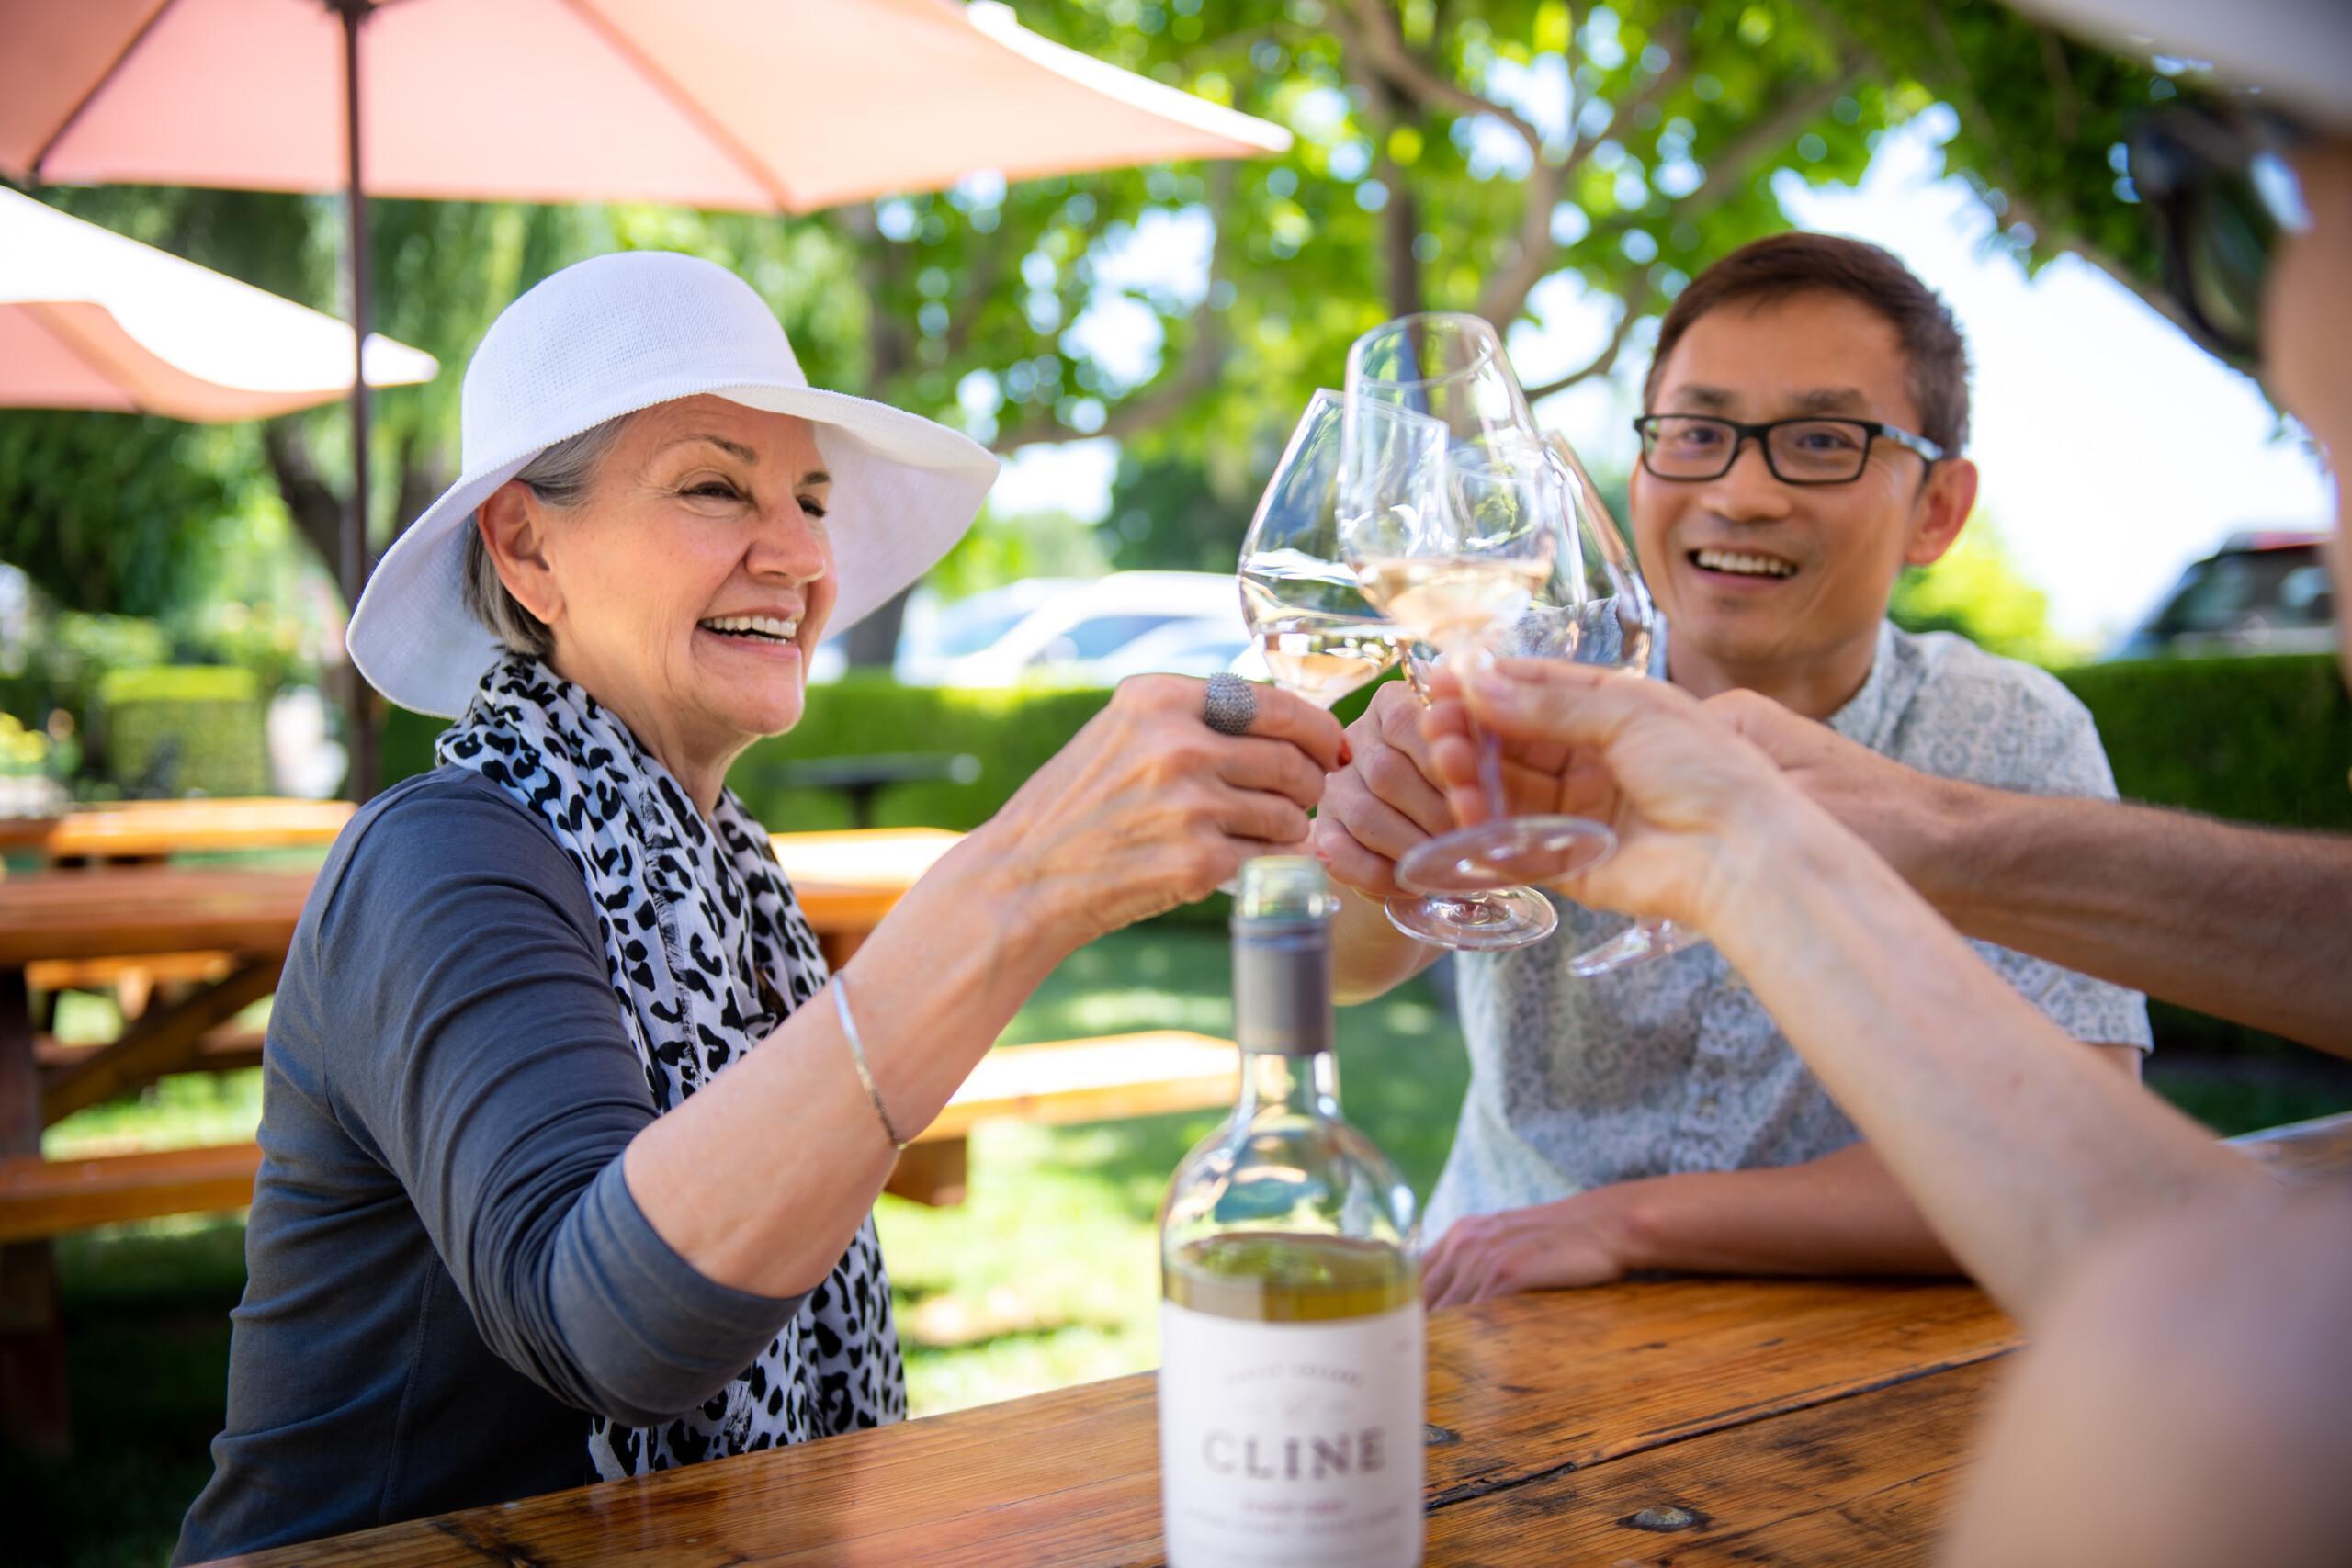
[2109,530,2335,660]
[1090,617,1256,682]
[807,579,1084,685]
[908,571,1246,687]
[895,579,1087,685]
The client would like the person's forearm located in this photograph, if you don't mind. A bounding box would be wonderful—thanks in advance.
[624,828,1068,1297]
[1711,801,2269,1325]
[1604,1142,1961,1280]
[1926,790,2352,1055]
[1329,886,1442,1005]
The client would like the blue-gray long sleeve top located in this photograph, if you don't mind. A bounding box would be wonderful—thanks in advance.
[175,769,806,1562]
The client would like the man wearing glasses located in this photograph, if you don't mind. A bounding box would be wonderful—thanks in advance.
[1406,0,2352,1556]
[1316,232,2150,1307]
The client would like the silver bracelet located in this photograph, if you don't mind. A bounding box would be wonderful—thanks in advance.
[832,974,908,1151]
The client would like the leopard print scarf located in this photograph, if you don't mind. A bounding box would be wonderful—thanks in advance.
[436,653,906,1480]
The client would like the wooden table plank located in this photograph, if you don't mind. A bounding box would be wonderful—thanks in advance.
[0,1142,264,1244]
[0,797,355,859]
[922,1032,1235,1142]
[39,957,282,1125]
[207,1279,2019,1567]
[1421,1359,1993,1567]
[0,868,311,966]
[0,831,961,973]
[767,828,960,931]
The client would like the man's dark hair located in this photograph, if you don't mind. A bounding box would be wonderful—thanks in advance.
[1643,232,1972,454]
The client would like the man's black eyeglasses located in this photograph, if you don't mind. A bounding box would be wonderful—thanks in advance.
[2132,103,2312,366]
[1633,414,1946,486]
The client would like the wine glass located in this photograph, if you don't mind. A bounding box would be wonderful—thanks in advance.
[1338,313,1615,951]
[1535,434,1708,977]
[1238,390,1402,712]
[1244,394,1548,948]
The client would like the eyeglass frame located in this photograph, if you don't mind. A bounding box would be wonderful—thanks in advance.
[1631,413,1947,486]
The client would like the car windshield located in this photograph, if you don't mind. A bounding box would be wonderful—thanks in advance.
[1043,614,1193,662]
[2148,546,2331,636]
[935,604,1039,658]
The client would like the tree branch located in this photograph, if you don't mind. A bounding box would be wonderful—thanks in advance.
[989,166,1238,454]
[1335,0,1546,152]
[1680,59,1864,214]
[1522,276,1654,401]
[2036,24,2080,146]
[1329,2,1426,319]
[1476,34,1693,327]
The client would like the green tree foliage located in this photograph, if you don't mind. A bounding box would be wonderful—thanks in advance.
[929,507,1112,599]
[0,412,238,617]
[0,1,2184,649]
[1888,514,2070,664]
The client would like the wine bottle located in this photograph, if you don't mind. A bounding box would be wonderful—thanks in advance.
[1157,856,1424,1568]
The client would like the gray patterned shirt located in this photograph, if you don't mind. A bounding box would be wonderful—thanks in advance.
[1423,620,2153,1243]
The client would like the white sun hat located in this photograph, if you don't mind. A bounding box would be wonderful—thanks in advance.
[347,250,998,717]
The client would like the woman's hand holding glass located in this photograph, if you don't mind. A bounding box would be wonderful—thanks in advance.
[1530,433,1710,976]
[978,674,1345,947]
[1415,658,1803,938]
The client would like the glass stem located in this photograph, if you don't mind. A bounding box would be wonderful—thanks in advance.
[1476,727,1508,824]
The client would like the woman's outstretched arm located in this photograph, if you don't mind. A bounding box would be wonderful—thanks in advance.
[1418,661,2267,1326]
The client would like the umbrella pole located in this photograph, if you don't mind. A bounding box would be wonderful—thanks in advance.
[337,0,378,803]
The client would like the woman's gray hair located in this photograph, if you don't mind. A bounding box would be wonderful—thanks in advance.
[459,413,635,659]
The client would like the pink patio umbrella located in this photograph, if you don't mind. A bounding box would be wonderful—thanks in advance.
[0,184,435,421]
[0,0,1289,791]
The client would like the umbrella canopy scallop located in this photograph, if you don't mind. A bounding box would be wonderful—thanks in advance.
[0,185,437,422]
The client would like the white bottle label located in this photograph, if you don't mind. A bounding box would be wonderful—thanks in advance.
[1158,1299,1426,1568]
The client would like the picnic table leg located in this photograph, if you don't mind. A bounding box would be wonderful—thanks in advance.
[0,967,71,1456]
[884,1139,968,1207]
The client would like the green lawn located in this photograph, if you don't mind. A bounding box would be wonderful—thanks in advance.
[11,926,2348,1566]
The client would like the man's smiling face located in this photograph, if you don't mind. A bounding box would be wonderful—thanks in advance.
[1630,290,1978,698]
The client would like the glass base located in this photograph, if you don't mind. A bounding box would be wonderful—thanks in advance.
[1396,815,1615,896]
[1385,886,1558,951]
[1568,917,1706,977]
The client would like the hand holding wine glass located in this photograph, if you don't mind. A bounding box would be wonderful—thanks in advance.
[1530,434,1710,976]
[1336,312,1615,951]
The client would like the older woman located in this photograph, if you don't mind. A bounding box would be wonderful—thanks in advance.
[175,253,1340,1561]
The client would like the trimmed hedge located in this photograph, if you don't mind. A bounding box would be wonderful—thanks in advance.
[2054,655,2352,833]
[99,664,268,798]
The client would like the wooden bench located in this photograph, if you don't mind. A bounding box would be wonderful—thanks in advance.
[885,1030,1238,1205]
[0,1143,264,1243]
[0,1030,1239,1240]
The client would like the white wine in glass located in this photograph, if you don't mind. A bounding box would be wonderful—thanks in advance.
[1241,565,1398,708]
[1237,390,1404,713]
[1355,556,1553,651]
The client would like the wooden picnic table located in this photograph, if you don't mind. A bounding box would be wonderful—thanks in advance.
[0,796,356,861]
[0,826,961,1456]
[200,1112,2352,1568]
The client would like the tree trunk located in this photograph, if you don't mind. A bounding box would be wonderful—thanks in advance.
[845,207,916,670]
[845,586,912,671]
